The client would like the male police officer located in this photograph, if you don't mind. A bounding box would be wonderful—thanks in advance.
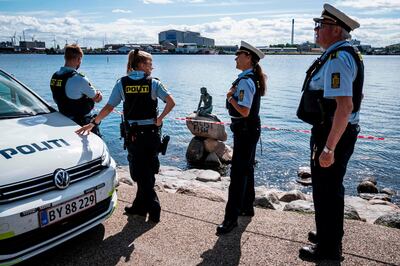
[297,4,364,261]
[50,44,103,135]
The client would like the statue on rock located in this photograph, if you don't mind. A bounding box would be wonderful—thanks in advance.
[195,87,213,117]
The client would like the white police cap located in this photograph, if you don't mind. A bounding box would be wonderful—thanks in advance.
[236,41,265,60]
[314,3,360,32]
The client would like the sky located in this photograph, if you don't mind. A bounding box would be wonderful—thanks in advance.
[0,0,399,48]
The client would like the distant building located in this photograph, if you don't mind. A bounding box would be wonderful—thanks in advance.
[19,41,45,51]
[215,45,238,54]
[175,43,199,54]
[159,30,215,47]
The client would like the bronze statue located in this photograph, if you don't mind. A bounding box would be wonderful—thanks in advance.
[196,87,213,117]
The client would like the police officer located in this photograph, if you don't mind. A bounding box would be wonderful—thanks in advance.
[217,41,267,235]
[76,49,175,223]
[50,44,103,136]
[297,4,364,261]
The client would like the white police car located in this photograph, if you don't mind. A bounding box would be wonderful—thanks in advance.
[0,69,118,265]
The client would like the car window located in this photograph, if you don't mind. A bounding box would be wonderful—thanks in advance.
[0,71,51,118]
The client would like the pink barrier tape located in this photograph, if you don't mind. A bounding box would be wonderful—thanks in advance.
[94,109,386,141]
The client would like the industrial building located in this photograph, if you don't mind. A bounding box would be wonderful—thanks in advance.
[158,30,215,47]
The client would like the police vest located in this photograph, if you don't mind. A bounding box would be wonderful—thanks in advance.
[297,46,364,126]
[121,76,158,120]
[227,73,261,121]
[50,71,95,119]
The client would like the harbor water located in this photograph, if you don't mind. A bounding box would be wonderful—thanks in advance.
[1,54,399,203]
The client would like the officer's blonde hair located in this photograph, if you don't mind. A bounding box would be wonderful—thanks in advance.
[126,49,152,74]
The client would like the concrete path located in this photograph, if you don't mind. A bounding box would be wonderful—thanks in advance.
[27,183,400,266]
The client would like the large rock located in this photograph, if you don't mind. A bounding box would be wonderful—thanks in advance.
[381,188,396,196]
[195,169,221,182]
[204,152,222,168]
[344,205,362,220]
[362,176,377,186]
[296,166,312,186]
[359,193,392,202]
[357,180,378,194]
[279,190,306,203]
[374,212,400,229]
[254,195,276,210]
[283,200,315,214]
[203,138,233,164]
[186,113,227,141]
[186,137,205,164]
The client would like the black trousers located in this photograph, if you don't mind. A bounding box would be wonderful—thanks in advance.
[224,120,260,221]
[310,123,359,251]
[127,126,161,213]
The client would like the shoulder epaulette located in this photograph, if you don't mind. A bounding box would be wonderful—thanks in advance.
[330,51,339,59]
[77,72,85,77]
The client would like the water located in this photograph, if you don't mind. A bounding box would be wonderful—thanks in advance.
[1,54,399,203]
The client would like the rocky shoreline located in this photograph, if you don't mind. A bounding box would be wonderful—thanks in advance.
[117,165,400,229]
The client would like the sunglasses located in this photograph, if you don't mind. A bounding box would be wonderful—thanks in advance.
[314,21,337,29]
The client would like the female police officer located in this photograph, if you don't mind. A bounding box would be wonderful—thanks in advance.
[76,49,175,223]
[217,41,267,235]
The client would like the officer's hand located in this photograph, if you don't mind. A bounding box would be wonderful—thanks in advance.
[155,117,163,127]
[93,91,103,103]
[227,86,236,98]
[319,151,334,168]
[75,123,95,135]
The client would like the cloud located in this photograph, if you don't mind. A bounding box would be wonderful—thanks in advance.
[0,13,398,48]
[112,9,132,14]
[335,0,400,10]
[143,0,173,4]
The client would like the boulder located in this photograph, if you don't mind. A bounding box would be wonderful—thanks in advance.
[204,138,220,153]
[279,190,306,203]
[283,200,315,214]
[218,144,233,164]
[381,188,396,196]
[186,137,205,164]
[297,166,311,179]
[344,205,362,220]
[359,193,391,202]
[374,212,400,229]
[254,195,276,210]
[296,166,312,186]
[186,113,227,141]
[204,152,222,168]
[195,169,221,182]
[362,176,377,186]
[357,180,378,194]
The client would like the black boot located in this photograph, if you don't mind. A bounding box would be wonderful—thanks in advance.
[216,220,238,235]
[148,205,161,223]
[299,244,343,261]
[308,230,318,244]
[124,205,146,216]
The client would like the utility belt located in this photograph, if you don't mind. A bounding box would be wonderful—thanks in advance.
[230,116,260,133]
[120,118,169,154]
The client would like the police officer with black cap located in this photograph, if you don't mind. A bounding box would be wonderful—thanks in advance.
[50,44,103,136]
[76,49,175,223]
[216,41,267,235]
[297,3,364,261]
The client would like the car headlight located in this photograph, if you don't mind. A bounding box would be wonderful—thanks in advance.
[101,144,111,167]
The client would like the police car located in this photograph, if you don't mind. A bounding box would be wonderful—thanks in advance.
[0,69,118,265]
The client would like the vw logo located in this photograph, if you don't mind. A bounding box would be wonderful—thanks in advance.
[53,169,70,189]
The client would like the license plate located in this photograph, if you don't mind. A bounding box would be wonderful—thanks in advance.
[39,192,96,227]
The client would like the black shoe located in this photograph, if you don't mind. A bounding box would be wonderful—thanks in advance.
[148,205,161,223]
[299,245,343,261]
[239,208,254,217]
[308,230,318,244]
[216,220,238,235]
[124,206,146,216]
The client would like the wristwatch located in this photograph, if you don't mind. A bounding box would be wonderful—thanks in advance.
[323,145,334,154]
[90,118,100,126]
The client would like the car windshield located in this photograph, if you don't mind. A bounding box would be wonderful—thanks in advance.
[0,71,51,118]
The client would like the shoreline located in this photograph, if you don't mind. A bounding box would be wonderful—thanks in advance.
[117,164,400,228]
